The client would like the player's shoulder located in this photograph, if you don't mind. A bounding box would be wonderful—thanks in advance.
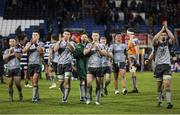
[132,38,139,42]
[38,41,44,47]
[4,48,9,53]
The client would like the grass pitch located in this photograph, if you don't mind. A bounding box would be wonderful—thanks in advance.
[0,72,180,114]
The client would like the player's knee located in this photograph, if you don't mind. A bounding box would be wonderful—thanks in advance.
[121,75,126,80]
[57,75,64,81]
[105,74,110,80]
[65,72,71,79]
[64,83,70,88]
[80,80,85,85]
[163,75,171,80]
[87,81,92,87]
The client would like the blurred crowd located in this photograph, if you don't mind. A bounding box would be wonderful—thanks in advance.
[92,0,180,33]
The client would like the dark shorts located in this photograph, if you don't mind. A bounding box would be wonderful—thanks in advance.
[102,66,111,75]
[129,57,138,67]
[154,64,171,78]
[113,62,126,72]
[21,65,28,70]
[28,64,41,77]
[44,59,48,65]
[87,67,103,77]
[57,63,72,75]
[52,62,58,74]
[8,68,21,77]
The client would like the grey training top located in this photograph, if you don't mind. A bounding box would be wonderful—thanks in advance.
[85,43,105,68]
[26,42,44,65]
[4,47,22,70]
[154,41,171,66]
[58,40,75,65]
[49,43,59,63]
[101,44,110,67]
[109,43,127,63]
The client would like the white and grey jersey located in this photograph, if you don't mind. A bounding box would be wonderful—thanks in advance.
[58,40,75,65]
[85,43,105,68]
[26,42,44,65]
[44,41,51,60]
[49,43,59,63]
[101,45,110,67]
[109,43,127,63]
[154,41,171,66]
[4,47,22,70]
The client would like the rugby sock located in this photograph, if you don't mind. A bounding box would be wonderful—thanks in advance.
[35,86,39,99]
[104,80,110,89]
[50,76,55,84]
[80,84,85,99]
[33,86,38,99]
[90,85,92,100]
[122,87,126,92]
[8,88,13,99]
[96,86,100,103]
[64,88,70,101]
[60,83,64,94]
[132,76,137,90]
[166,90,171,103]
[158,91,163,102]
[25,79,28,85]
[100,82,103,95]
[86,86,91,100]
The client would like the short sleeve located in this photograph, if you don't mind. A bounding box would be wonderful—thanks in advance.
[132,38,139,46]
[85,43,92,49]
[39,42,44,47]
[108,44,113,52]
[4,49,9,55]
[69,41,75,49]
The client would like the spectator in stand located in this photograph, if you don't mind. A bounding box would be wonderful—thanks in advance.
[0,38,5,84]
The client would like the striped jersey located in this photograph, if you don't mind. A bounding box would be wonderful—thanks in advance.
[20,52,28,66]
[44,41,51,60]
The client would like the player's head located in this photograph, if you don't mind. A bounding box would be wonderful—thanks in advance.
[63,30,71,41]
[115,33,122,43]
[100,37,107,44]
[160,31,168,42]
[32,30,40,43]
[51,34,58,43]
[92,31,100,42]
[8,37,16,47]
[81,32,88,42]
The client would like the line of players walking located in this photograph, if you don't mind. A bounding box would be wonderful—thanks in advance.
[2,22,174,109]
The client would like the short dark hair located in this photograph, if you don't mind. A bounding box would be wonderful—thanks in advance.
[92,31,99,34]
[81,32,88,35]
[33,30,40,34]
[51,35,58,41]
[63,29,71,33]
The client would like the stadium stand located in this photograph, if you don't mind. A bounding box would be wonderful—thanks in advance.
[0,0,179,39]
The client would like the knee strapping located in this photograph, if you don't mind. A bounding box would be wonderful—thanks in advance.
[80,80,85,85]
[163,75,171,80]
[57,75,64,81]
[129,66,137,73]
[65,72,71,79]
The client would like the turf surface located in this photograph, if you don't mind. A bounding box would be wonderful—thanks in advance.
[0,72,180,114]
